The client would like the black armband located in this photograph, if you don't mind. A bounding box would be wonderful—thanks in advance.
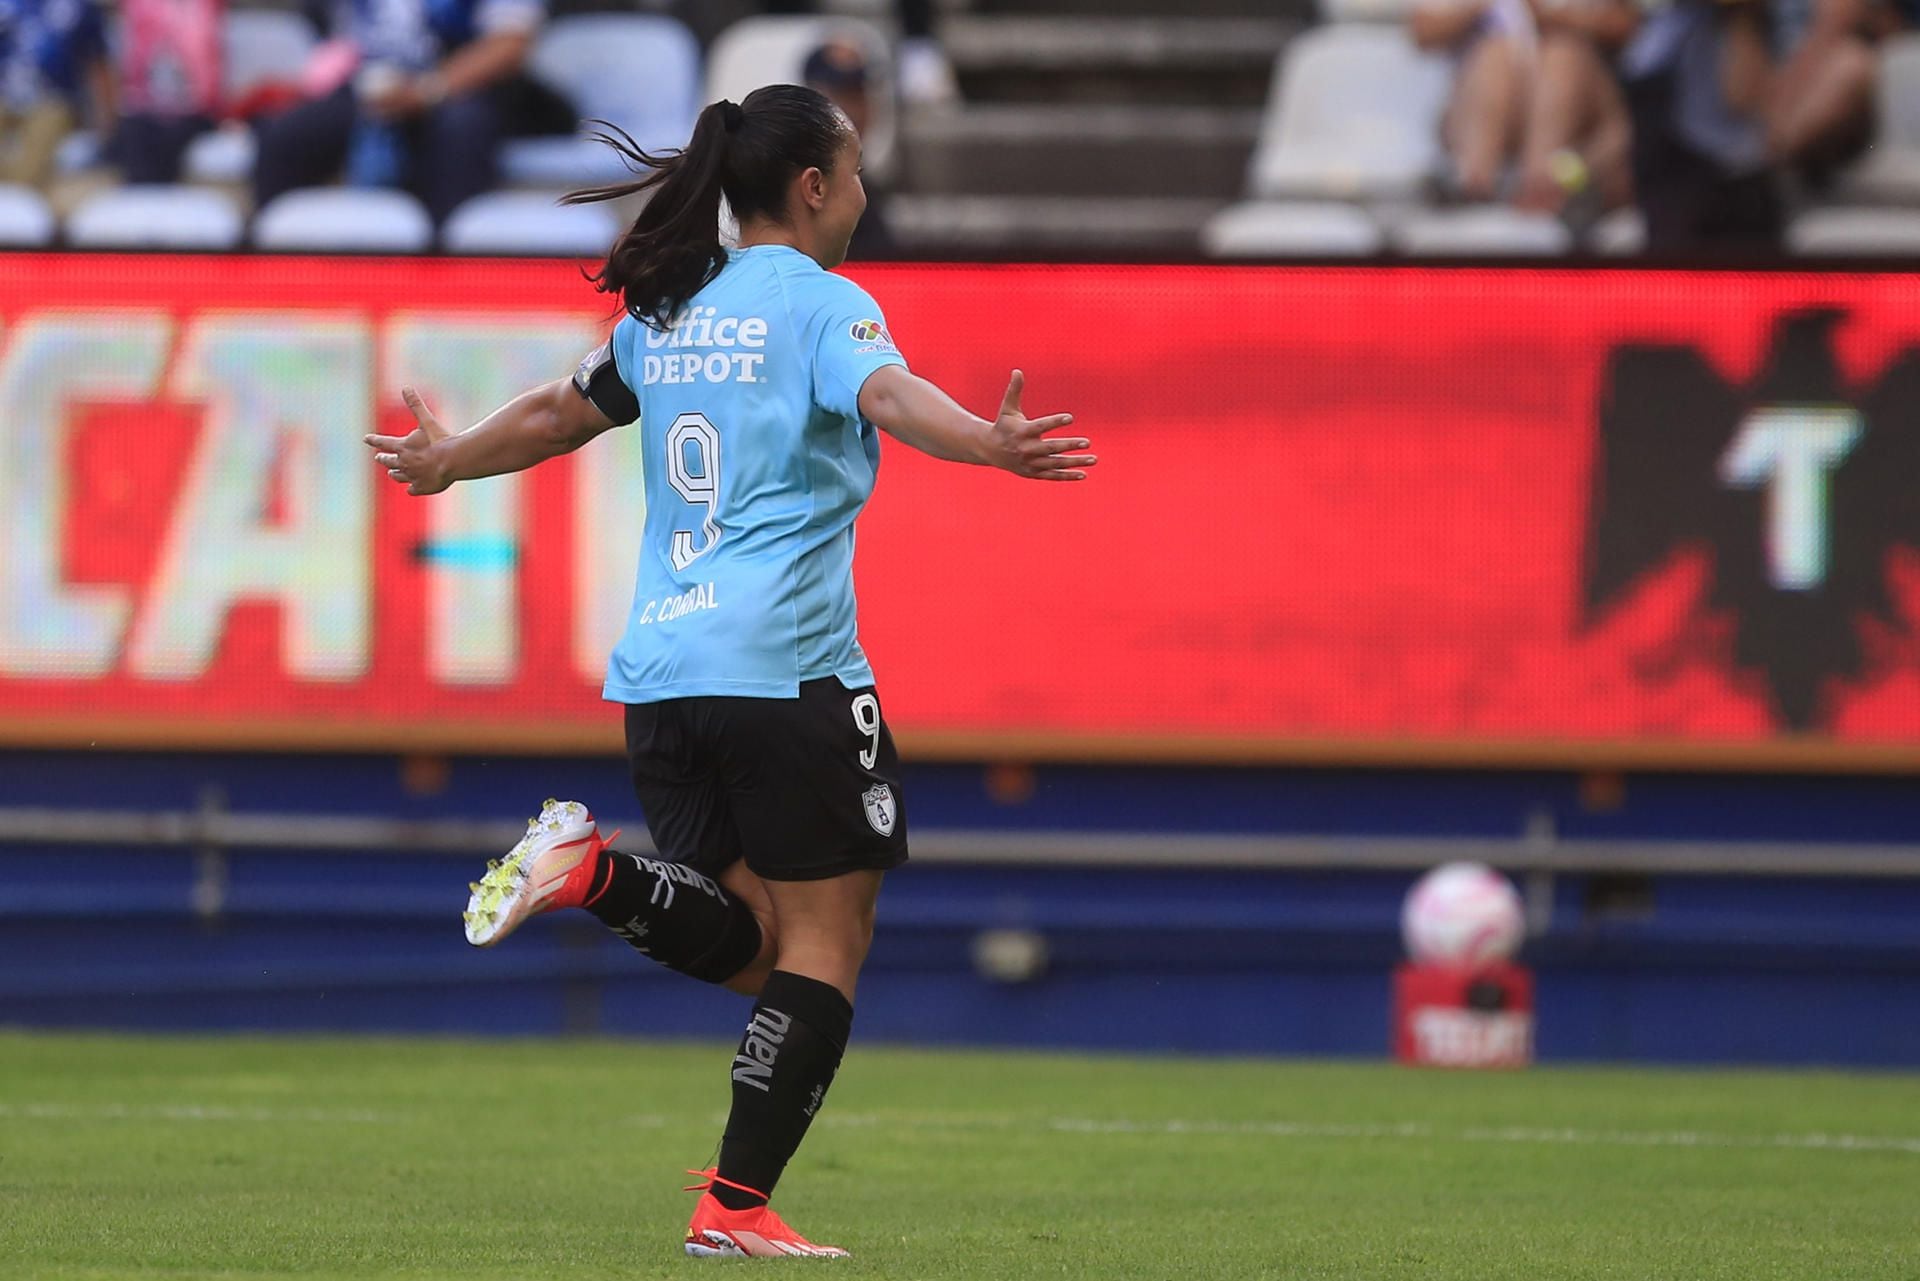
[573,340,640,425]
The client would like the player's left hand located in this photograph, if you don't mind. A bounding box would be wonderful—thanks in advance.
[989,369,1096,482]
[365,386,454,495]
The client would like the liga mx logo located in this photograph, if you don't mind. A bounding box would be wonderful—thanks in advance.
[1579,308,1920,730]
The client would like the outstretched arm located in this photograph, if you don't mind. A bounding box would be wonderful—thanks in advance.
[858,366,1097,481]
[364,379,617,495]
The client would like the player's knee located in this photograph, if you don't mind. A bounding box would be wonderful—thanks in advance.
[774,920,874,976]
[676,901,764,984]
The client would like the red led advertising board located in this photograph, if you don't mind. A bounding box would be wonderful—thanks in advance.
[1,256,1916,768]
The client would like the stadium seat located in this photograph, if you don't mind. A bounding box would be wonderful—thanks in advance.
[1833,34,1920,203]
[183,128,255,185]
[499,15,701,189]
[706,16,898,178]
[0,183,55,246]
[183,11,320,184]
[1248,25,1451,202]
[441,191,620,256]
[1389,206,1572,256]
[65,186,244,249]
[1200,200,1384,257]
[252,188,434,252]
[1787,207,1920,255]
[1586,207,1645,256]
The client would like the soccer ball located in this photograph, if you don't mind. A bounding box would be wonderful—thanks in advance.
[1401,862,1524,968]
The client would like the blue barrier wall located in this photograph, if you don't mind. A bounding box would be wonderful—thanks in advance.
[9,749,1920,841]
[4,750,1919,1066]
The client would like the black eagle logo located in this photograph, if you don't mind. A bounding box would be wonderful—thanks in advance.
[1580,308,1920,730]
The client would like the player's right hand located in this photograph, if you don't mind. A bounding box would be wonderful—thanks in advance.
[988,370,1096,482]
[364,386,454,496]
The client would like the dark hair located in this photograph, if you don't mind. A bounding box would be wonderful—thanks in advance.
[564,85,852,330]
[802,40,870,91]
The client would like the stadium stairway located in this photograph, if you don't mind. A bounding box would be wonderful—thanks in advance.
[890,0,1303,255]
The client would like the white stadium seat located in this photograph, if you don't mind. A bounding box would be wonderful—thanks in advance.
[1586,207,1646,257]
[442,191,620,256]
[65,186,244,249]
[1201,200,1384,257]
[1248,25,1451,202]
[705,16,898,178]
[185,11,318,184]
[1833,35,1920,203]
[252,188,433,252]
[183,128,256,186]
[1390,205,1572,256]
[500,15,701,189]
[1788,207,1920,255]
[0,183,55,246]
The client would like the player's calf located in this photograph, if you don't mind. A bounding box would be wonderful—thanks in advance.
[581,849,765,986]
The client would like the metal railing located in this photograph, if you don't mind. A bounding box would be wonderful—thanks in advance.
[3,798,1918,877]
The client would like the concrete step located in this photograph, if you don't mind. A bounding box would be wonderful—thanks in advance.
[901,103,1259,198]
[944,15,1294,70]
[886,194,1221,255]
[944,15,1291,105]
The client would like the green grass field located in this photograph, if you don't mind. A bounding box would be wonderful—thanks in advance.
[3,1032,1917,1280]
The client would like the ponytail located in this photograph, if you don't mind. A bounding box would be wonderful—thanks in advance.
[566,85,852,331]
[565,101,734,332]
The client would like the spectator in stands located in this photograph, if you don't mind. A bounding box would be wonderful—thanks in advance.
[1722,0,1902,181]
[1513,0,1637,215]
[1411,0,1635,212]
[803,37,894,256]
[1410,0,1534,202]
[250,0,543,224]
[1618,0,1783,251]
[107,0,222,184]
[763,0,957,105]
[0,0,113,190]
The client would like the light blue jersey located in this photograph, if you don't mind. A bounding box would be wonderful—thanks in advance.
[580,244,907,703]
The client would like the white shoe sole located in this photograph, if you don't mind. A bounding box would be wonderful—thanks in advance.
[463,799,596,948]
[685,1229,848,1259]
[684,1231,746,1258]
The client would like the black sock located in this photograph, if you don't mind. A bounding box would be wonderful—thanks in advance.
[583,851,762,985]
[712,970,853,1210]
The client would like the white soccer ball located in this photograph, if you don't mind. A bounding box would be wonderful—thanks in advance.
[1401,862,1524,968]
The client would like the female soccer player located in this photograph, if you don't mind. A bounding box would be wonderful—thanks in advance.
[363,84,1094,1259]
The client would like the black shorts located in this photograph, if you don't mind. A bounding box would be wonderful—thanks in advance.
[623,677,910,883]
